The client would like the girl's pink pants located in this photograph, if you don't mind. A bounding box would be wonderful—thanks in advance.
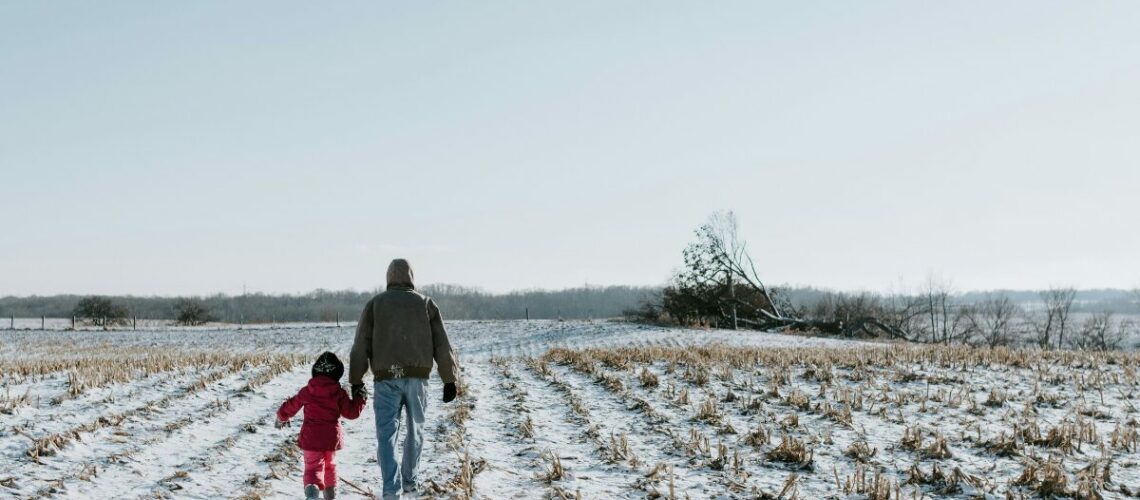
[303,450,337,490]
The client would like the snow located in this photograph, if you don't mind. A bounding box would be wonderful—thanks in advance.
[1,320,1136,499]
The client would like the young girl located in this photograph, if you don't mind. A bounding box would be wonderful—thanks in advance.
[277,352,367,500]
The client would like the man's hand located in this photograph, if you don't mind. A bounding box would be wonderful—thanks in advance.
[275,419,290,429]
[443,382,457,403]
[351,383,367,400]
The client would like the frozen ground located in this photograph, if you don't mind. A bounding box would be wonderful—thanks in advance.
[1,320,1136,499]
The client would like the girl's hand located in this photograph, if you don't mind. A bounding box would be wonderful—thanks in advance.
[275,419,290,429]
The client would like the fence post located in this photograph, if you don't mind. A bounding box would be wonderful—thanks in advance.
[728,273,738,330]
[42,316,45,330]
[525,308,529,321]
[133,317,137,330]
[71,316,76,329]
[336,311,341,328]
[9,316,12,330]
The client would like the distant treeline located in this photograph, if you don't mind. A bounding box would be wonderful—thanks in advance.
[2,285,1137,325]
[777,287,1140,315]
[0,285,663,323]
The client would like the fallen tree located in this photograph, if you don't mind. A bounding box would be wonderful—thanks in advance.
[740,316,912,341]
[641,211,912,341]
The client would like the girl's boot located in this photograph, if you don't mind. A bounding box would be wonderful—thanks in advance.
[304,484,320,499]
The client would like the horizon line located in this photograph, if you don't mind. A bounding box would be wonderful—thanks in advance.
[3,283,1138,300]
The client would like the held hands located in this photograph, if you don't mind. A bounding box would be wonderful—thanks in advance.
[275,419,290,429]
[351,383,367,400]
[443,382,457,403]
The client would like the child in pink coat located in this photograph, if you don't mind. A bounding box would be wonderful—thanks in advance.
[277,352,367,500]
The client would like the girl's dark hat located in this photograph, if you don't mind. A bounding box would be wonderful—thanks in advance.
[312,352,345,381]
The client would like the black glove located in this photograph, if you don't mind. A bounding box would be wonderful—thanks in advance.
[351,383,366,400]
[443,382,457,403]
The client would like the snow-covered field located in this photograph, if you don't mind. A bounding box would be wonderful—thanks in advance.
[1,320,1137,499]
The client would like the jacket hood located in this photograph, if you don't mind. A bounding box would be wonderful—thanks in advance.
[386,258,415,289]
[307,375,343,397]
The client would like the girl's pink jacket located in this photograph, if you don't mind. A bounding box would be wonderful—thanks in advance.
[277,376,366,451]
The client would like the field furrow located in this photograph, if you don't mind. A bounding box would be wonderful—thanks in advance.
[63,362,306,499]
[463,360,546,497]
[28,368,258,498]
[547,363,715,498]
[174,365,312,499]
[518,358,646,498]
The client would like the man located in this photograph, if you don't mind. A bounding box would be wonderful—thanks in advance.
[349,258,460,499]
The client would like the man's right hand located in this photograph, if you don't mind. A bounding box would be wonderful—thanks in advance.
[443,382,457,403]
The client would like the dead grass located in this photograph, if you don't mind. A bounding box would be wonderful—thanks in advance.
[1010,458,1070,497]
[844,440,877,463]
[1,343,303,406]
[639,367,659,388]
[840,465,894,499]
[537,453,566,483]
[765,434,813,470]
[905,462,982,495]
[694,395,721,424]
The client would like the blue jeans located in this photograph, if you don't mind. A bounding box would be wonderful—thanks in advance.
[373,378,428,498]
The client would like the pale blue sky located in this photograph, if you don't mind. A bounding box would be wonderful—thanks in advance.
[2,2,1139,296]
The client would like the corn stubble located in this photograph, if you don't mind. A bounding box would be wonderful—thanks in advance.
[9,335,1138,499]
[539,342,1138,498]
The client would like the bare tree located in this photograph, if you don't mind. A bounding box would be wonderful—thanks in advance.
[1118,319,1138,350]
[948,304,980,345]
[921,276,976,344]
[1072,311,1124,351]
[699,211,782,319]
[924,277,949,344]
[971,293,1021,347]
[880,293,929,339]
[1032,287,1076,349]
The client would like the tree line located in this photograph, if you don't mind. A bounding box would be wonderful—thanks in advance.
[0,285,661,326]
[773,285,1139,350]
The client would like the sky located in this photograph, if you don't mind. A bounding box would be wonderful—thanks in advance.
[2,1,1139,296]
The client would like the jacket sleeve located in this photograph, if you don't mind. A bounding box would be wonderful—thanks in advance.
[276,388,306,421]
[428,298,460,384]
[339,388,366,420]
[349,298,375,384]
